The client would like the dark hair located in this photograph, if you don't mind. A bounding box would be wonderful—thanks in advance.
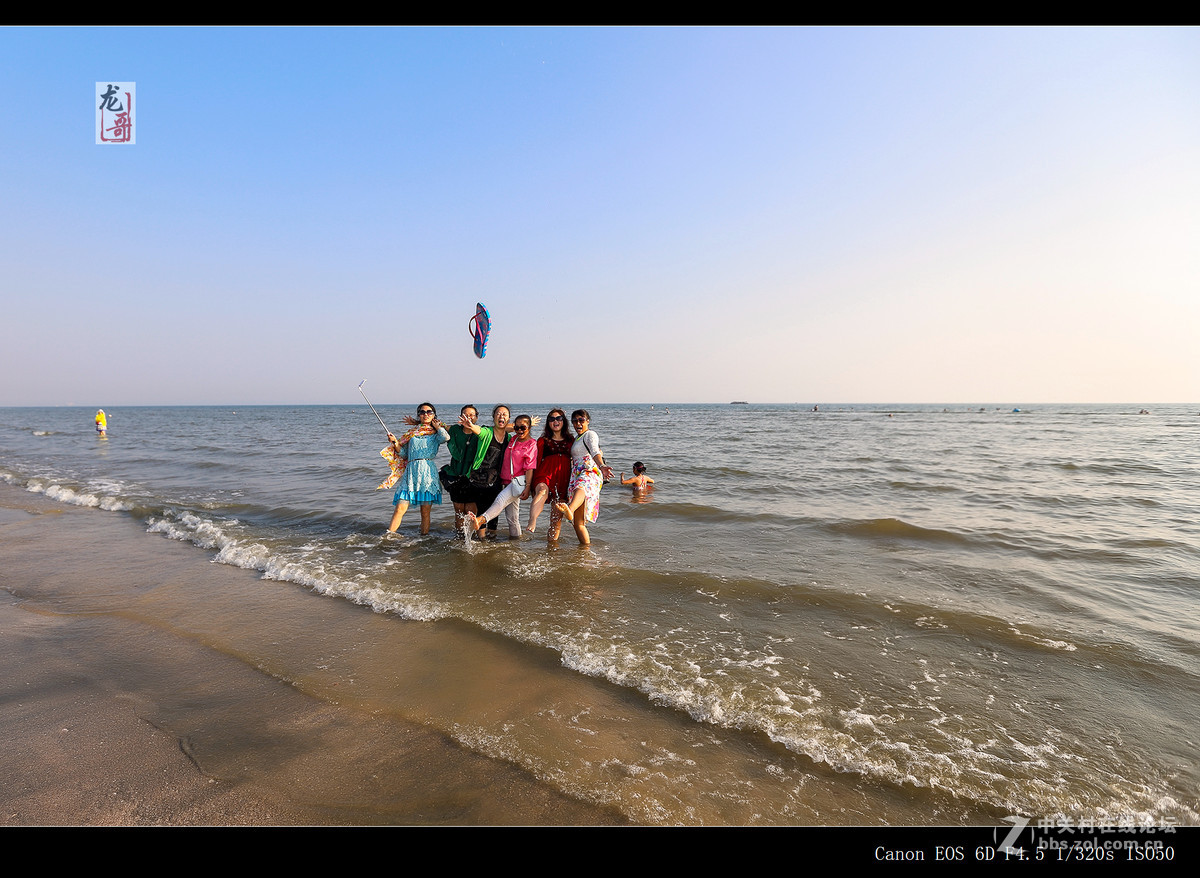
[417,402,437,416]
[571,409,591,424]
[633,461,645,474]
[542,408,573,441]
[460,404,477,417]
[514,414,533,428]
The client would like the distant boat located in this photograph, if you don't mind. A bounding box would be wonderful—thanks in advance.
[730,401,749,405]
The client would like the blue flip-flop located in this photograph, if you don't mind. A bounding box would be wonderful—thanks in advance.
[469,303,491,359]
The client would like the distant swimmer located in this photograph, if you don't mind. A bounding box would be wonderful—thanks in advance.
[1139,409,1150,415]
[620,461,655,492]
[95,409,107,438]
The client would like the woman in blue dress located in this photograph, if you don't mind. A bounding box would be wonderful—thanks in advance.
[386,402,449,535]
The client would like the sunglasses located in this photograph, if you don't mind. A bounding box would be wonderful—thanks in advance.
[549,416,564,422]
[417,409,435,416]
[514,425,529,432]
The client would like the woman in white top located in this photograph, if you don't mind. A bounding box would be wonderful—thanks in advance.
[554,409,614,546]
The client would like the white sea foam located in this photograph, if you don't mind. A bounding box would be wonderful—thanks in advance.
[552,628,1164,820]
[21,480,132,512]
[142,508,451,623]
[147,512,225,549]
[1009,626,1077,651]
[508,556,554,579]
[44,484,99,507]
[839,708,880,731]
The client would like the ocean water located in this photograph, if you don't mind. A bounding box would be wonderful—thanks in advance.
[2,402,1198,825]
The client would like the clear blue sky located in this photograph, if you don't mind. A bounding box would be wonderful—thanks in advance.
[3,27,1197,405]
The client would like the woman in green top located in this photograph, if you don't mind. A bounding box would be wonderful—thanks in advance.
[440,404,495,533]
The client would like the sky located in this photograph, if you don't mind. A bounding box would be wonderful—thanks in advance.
[2,26,1198,406]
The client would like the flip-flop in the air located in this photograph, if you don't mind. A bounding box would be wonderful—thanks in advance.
[468,302,491,359]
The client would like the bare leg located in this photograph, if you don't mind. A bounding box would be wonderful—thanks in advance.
[419,503,432,535]
[554,487,590,545]
[527,483,549,533]
[571,503,590,546]
[548,501,563,542]
[555,486,586,520]
[388,500,410,533]
[453,501,477,533]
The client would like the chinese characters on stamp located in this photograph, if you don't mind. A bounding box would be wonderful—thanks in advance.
[96,82,135,144]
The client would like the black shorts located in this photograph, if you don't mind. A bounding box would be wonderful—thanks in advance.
[471,481,503,528]
[439,467,474,505]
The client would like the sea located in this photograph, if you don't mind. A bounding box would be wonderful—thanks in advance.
[2,402,1197,826]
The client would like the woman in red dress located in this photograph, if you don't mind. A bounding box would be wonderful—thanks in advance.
[525,408,574,541]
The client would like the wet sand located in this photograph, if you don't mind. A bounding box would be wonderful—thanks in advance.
[0,483,625,825]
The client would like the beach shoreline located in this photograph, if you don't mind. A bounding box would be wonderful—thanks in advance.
[0,482,626,826]
[4,403,1196,826]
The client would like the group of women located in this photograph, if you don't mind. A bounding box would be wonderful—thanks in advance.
[383,404,614,546]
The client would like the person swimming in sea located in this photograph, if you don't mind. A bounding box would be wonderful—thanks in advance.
[620,461,654,492]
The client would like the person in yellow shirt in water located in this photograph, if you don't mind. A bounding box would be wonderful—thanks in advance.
[95,409,108,439]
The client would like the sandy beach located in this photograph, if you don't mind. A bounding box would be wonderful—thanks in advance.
[0,482,625,826]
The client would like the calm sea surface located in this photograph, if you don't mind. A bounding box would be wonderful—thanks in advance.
[2,402,1198,825]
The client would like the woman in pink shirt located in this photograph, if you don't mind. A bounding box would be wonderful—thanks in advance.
[469,415,538,539]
